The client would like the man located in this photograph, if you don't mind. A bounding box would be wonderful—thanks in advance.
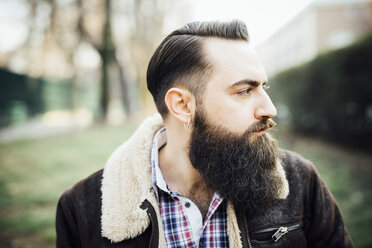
[56,20,353,248]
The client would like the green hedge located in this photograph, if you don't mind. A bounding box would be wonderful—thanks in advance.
[0,70,74,127]
[270,33,372,150]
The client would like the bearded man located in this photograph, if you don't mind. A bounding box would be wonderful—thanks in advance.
[56,20,353,248]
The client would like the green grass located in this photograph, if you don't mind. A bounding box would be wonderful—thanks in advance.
[0,123,371,247]
[0,123,137,248]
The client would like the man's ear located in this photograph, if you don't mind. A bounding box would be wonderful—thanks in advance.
[164,87,195,123]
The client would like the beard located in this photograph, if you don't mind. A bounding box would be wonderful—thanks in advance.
[188,108,284,215]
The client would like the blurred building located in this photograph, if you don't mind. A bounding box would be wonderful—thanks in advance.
[256,0,372,76]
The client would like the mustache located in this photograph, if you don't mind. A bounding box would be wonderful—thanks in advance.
[247,118,277,134]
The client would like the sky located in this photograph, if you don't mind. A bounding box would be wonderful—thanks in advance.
[0,0,29,51]
[0,0,315,52]
[187,0,314,46]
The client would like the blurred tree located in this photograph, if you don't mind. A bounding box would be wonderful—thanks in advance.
[270,32,372,150]
[130,0,167,110]
[1,0,191,122]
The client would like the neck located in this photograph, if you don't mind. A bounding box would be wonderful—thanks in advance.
[158,124,199,194]
[158,122,214,218]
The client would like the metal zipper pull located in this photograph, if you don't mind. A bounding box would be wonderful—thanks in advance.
[272,226,288,242]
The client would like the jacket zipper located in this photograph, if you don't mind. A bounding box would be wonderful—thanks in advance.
[140,199,159,248]
[252,223,303,243]
[236,208,252,248]
[243,213,253,248]
[147,209,154,248]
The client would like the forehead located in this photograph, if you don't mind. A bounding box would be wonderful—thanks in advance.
[203,38,267,88]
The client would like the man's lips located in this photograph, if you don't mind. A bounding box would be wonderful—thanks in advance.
[253,127,267,134]
[248,118,276,136]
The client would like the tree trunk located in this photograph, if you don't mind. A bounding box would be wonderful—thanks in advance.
[99,0,112,122]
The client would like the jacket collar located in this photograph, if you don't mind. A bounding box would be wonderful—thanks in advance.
[101,114,164,242]
[100,113,289,243]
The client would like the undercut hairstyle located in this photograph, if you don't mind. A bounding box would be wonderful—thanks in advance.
[146,19,249,118]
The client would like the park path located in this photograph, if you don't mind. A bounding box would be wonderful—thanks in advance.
[0,118,83,144]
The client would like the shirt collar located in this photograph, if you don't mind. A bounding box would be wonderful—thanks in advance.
[151,127,170,197]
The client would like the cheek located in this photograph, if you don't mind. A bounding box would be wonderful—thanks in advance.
[203,93,257,132]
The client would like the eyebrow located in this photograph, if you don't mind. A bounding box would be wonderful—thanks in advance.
[230,79,265,88]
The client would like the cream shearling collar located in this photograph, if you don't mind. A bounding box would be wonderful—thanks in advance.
[100,113,289,245]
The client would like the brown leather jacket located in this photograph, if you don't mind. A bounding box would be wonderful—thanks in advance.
[56,115,353,248]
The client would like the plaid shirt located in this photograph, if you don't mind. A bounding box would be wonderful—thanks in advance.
[151,128,229,248]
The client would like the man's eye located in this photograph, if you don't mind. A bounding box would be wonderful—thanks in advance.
[237,88,252,95]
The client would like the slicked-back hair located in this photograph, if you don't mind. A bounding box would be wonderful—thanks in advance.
[146,19,249,118]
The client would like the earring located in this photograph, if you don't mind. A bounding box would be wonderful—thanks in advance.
[184,119,190,130]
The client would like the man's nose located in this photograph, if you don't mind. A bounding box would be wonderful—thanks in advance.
[254,90,277,120]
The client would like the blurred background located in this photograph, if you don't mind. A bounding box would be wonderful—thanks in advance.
[0,0,371,247]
